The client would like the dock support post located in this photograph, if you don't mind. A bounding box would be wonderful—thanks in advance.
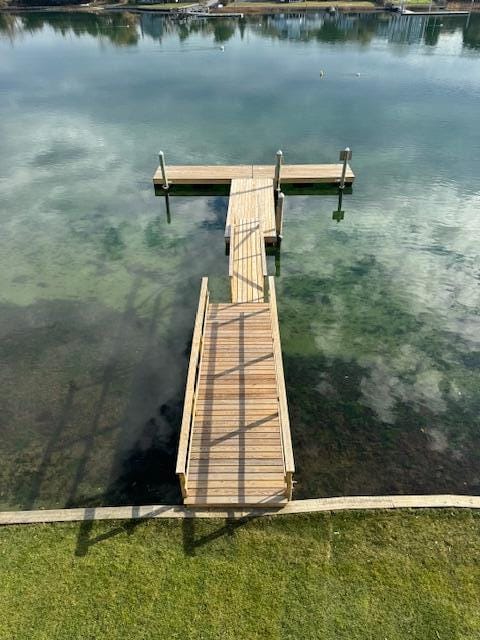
[286,472,293,501]
[275,191,284,242]
[339,147,351,190]
[159,150,169,190]
[274,149,283,193]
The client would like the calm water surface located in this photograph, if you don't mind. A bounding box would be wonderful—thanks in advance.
[0,11,479,509]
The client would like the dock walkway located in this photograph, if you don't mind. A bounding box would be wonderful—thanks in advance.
[177,277,294,507]
[229,218,267,303]
[226,178,276,243]
[185,296,289,506]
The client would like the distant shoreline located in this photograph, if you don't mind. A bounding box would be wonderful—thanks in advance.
[1,1,479,14]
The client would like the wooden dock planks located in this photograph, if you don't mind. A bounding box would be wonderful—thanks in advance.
[154,165,252,185]
[153,163,355,187]
[252,163,355,183]
[226,178,276,242]
[184,302,288,507]
[230,219,267,304]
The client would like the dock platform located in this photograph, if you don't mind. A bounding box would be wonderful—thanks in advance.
[153,162,355,188]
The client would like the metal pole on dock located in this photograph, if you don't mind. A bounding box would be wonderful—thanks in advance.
[275,191,285,241]
[159,150,169,190]
[274,150,283,193]
[339,147,352,190]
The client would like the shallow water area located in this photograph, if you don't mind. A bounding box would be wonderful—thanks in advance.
[0,10,479,509]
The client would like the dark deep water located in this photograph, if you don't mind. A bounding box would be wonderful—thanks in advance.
[0,10,479,509]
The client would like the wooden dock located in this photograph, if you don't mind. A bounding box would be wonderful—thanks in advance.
[162,150,355,508]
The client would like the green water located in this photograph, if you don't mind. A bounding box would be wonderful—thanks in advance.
[0,11,479,509]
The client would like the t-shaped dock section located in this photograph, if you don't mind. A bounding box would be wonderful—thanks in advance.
[152,162,355,187]
[153,151,355,244]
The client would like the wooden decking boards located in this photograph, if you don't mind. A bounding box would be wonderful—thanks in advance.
[152,163,355,187]
[229,218,267,303]
[226,178,276,243]
[177,277,295,508]
[184,301,288,507]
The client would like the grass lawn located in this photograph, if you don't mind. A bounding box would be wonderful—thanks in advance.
[1,510,479,639]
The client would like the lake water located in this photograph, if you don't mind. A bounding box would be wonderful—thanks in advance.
[0,10,479,510]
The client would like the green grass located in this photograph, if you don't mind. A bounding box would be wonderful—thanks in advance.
[1,510,479,639]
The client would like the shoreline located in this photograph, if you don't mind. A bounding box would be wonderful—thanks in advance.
[1,495,480,525]
[2,2,479,15]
